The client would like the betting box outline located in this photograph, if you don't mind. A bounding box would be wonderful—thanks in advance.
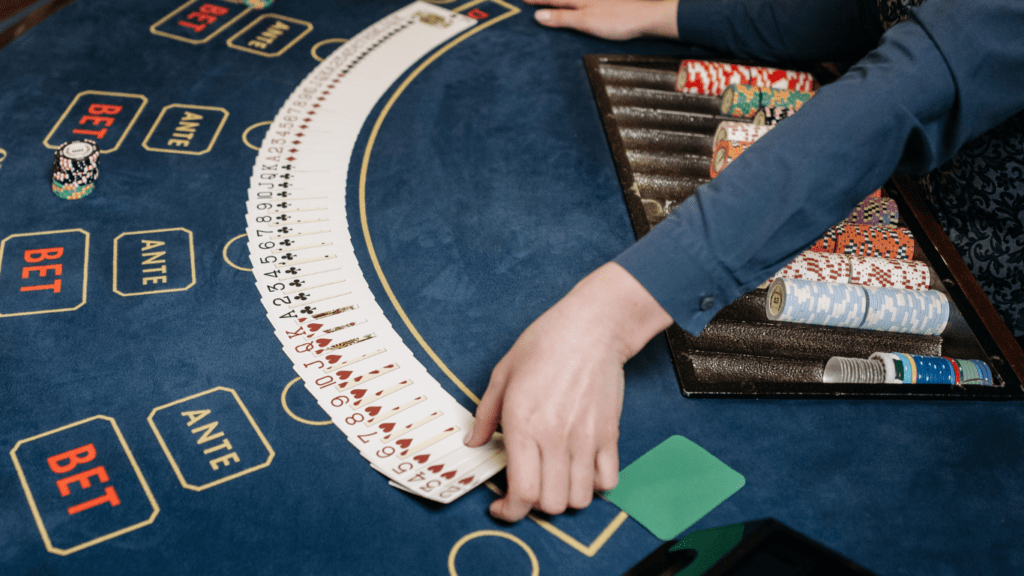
[141,104,230,155]
[147,387,276,492]
[8,415,161,556]
[43,90,148,153]
[225,13,314,58]
[149,0,253,45]
[0,229,89,318]
[354,0,634,558]
[112,228,197,296]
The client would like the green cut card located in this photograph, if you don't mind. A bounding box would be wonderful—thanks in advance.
[604,435,746,540]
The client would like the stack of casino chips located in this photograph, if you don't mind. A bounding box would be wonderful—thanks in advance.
[811,223,915,260]
[822,356,886,383]
[720,84,815,119]
[824,354,993,385]
[709,138,753,178]
[752,106,797,126]
[713,121,773,149]
[765,277,949,335]
[676,60,816,96]
[52,140,99,200]
[765,251,930,290]
[869,353,993,385]
[846,196,898,226]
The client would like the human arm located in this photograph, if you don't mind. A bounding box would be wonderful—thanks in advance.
[469,0,1024,523]
[525,0,681,41]
[617,0,1024,333]
[463,262,672,521]
[525,0,880,61]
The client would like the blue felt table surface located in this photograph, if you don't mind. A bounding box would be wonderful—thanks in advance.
[0,1,1022,575]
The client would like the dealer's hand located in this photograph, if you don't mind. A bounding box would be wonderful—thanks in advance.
[464,263,673,522]
[524,0,680,41]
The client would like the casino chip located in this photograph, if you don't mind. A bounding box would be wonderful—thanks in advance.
[243,0,274,8]
[52,140,99,200]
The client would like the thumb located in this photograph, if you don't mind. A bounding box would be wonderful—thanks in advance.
[464,367,508,447]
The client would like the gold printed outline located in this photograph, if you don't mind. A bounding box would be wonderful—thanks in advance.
[357,0,630,558]
[0,229,89,318]
[9,415,161,556]
[147,387,275,492]
[222,233,253,271]
[241,121,272,151]
[226,13,313,58]
[43,91,148,153]
[141,104,230,155]
[310,38,347,62]
[150,0,253,45]
[448,530,539,576]
[281,377,332,426]
[112,228,196,296]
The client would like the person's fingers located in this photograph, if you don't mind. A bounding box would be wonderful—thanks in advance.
[490,437,541,522]
[534,8,586,30]
[537,444,570,515]
[594,444,619,492]
[568,452,595,509]
[522,0,584,7]
[465,361,510,448]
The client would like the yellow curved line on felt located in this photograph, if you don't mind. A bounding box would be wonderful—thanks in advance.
[448,530,539,576]
[310,38,347,62]
[222,233,252,272]
[359,2,520,406]
[242,121,272,151]
[281,377,332,426]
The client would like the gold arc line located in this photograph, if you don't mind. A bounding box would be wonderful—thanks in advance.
[448,530,539,576]
[281,377,332,425]
[242,121,273,151]
[310,38,348,62]
[223,233,253,271]
[359,0,521,407]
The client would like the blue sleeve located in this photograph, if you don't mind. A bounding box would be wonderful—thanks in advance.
[615,0,1024,336]
[675,0,881,61]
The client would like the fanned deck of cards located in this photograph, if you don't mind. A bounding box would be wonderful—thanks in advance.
[244,2,506,504]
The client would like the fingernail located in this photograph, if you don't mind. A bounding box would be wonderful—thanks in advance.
[463,429,474,445]
[535,9,550,23]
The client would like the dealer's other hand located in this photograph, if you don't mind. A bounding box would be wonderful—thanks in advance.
[524,0,680,41]
[464,263,673,522]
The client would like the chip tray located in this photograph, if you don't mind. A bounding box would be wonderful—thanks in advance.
[584,54,1024,399]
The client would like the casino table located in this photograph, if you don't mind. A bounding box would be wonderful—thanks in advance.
[1,1,1022,575]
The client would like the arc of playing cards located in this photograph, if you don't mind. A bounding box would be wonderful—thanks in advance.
[244,2,506,504]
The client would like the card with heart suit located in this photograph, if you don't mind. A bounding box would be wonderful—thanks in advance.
[243,1,500,503]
